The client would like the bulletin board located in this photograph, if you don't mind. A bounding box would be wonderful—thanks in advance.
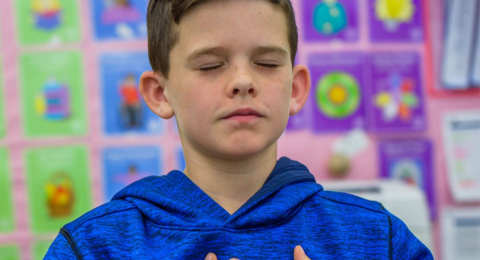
[0,0,478,259]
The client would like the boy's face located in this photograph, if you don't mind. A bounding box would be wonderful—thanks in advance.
[159,0,302,160]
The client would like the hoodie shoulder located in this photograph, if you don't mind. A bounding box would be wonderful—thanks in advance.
[63,199,137,234]
[315,190,385,214]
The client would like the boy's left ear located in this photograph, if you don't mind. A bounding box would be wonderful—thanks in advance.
[289,65,311,116]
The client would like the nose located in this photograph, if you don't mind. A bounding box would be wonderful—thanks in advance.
[226,64,257,98]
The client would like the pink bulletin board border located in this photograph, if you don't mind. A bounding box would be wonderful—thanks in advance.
[0,1,478,260]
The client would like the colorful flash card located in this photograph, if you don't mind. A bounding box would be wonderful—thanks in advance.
[379,139,435,218]
[443,110,480,202]
[0,245,20,260]
[102,146,161,202]
[308,52,367,133]
[24,146,92,234]
[91,0,148,41]
[32,241,53,260]
[368,0,424,42]
[15,0,81,45]
[366,52,426,132]
[302,0,359,42]
[0,148,15,233]
[100,52,163,136]
[19,51,87,138]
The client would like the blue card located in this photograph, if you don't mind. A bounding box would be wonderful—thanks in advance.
[176,145,186,171]
[102,146,162,201]
[90,0,148,41]
[100,52,163,136]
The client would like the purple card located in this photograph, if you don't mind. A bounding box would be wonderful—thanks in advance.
[286,97,312,132]
[368,0,424,42]
[302,0,359,42]
[308,52,367,133]
[366,52,426,132]
[379,139,435,218]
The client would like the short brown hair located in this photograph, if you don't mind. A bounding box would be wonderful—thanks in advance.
[147,0,298,78]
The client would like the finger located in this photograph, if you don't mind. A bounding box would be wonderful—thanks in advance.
[205,252,217,260]
[294,245,311,260]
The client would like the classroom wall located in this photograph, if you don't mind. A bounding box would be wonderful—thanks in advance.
[0,0,479,259]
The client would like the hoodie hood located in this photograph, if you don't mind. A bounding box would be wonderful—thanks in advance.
[112,157,323,230]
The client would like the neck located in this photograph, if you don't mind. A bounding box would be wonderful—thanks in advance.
[182,144,278,215]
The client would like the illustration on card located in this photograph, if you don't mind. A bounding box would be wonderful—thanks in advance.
[45,172,75,218]
[25,146,92,234]
[31,0,62,31]
[91,0,147,40]
[367,52,425,132]
[34,78,71,121]
[118,74,143,128]
[316,72,361,119]
[309,53,367,132]
[369,0,423,42]
[16,0,80,45]
[313,0,347,35]
[20,51,87,137]
[374,74,419,123]
[379,139,435,218]
[101,53,163,135]
[303,0,359,42]
[103,146,161,201]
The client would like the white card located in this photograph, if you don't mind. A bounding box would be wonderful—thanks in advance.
[442,110,480,202]
[442,207,480,260]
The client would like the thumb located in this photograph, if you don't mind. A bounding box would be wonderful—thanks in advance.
[294,245,311,260]
[205,252,217,260]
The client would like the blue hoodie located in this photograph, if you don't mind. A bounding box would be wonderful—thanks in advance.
[45,157,433,259]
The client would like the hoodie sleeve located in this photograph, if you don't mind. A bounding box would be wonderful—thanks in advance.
[386,210,434,260]
[44,230,80,260]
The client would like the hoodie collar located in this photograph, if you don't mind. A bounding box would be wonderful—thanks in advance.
[113,157,323,230]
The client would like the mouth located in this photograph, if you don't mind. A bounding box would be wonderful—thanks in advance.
[223,108,263,122]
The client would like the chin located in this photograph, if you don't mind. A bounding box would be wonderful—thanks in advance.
[216,141,276,161]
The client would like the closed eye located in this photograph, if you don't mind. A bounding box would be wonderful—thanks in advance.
[199,65,222,72]
[257,63,279,68]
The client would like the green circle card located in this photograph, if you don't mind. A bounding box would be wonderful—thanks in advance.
[315,72,360,119]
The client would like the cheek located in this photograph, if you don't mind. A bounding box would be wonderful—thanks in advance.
[264,81,291,110]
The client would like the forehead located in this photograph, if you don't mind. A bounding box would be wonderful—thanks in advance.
[173,0,290,56]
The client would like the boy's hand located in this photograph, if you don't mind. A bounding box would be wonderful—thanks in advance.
[204,245,311,260]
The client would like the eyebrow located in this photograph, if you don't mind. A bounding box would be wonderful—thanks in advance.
[186,47,228,64]
[186,45,289,64]
[251,46,289,58]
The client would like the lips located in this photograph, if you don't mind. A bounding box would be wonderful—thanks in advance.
[223,108,262,120]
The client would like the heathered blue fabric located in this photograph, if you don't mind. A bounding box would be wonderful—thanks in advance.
[45,157,433,259]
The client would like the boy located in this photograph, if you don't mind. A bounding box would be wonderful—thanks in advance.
[45,0,434,259]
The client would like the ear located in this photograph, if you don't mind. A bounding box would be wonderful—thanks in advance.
[289,65,311,116]
[139,71,175,119]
